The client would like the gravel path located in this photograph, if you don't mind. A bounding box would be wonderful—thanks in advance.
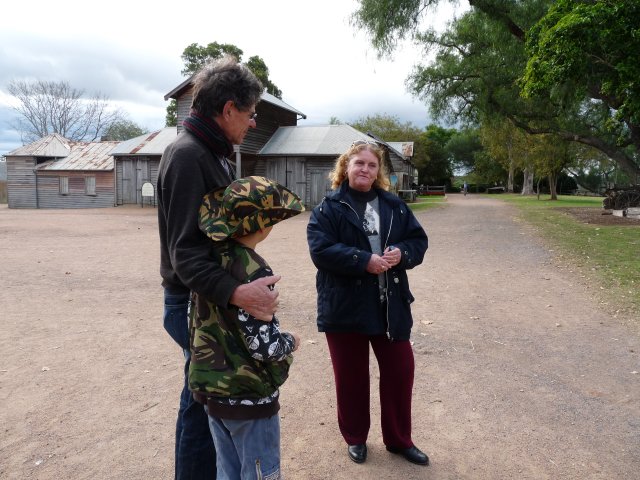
[0,195,638,479]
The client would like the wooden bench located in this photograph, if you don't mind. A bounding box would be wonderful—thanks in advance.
[398,189,417,202]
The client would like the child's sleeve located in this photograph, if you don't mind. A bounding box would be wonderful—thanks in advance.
[235,267,296,362]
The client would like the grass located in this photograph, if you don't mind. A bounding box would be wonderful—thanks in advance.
[495,194,640,318]
[408,195,448,212]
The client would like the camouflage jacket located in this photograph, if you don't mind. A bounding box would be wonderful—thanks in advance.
[189,241,295,419]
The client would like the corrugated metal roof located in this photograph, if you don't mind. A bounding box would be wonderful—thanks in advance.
[36,141,117,171]
[6,133,71,157]
[259,124,374,156]
[260,92,306,118]
[110,127,177,156]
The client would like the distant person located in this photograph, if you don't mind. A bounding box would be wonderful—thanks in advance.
[191,176,303,479]
[157,56,277,480]
[307,140,430,466]
[463,181,469,196]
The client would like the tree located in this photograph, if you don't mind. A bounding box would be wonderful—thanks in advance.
[245,56,282,99]
[101,119,149,141]
[445,127,483,175]
[166,42,283,126]
[8,79,125,143]
[521,0,640,181]
[418,124,456,185]
[181,42,244,76]
[165,100,177,128]
[479,118,528,193]
[351,113,420,140]
[352,0,640,182]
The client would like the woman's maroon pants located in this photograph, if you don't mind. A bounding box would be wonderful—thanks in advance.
[325,332,415,448]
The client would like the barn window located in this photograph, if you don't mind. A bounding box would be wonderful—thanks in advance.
[85,176,96,196]
[59,176,69,195]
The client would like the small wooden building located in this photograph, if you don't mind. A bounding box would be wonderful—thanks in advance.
[111,127,177,206]
[5,134,117,209]
[258,124,417,206]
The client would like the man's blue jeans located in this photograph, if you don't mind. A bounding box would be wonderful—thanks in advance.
[163,289,216,479]
[206,413,281,480]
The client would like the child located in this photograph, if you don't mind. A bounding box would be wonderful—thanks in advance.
[189,176,304,480]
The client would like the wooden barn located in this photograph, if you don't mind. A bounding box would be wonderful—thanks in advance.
[4,134,117,209]
[110,127,177,207]
[257,124,417,206]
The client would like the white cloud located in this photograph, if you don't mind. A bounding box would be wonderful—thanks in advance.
[0,0,468,154]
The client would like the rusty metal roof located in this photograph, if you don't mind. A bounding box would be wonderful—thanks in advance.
[6,133,71,157]
[36,141,117,171]
[110,127,177,156]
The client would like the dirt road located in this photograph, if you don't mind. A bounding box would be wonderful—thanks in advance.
[0,195,638,479]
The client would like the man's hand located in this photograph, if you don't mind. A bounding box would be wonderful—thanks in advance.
[229,275,281,321]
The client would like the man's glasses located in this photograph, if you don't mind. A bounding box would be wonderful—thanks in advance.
[249,112,258,121]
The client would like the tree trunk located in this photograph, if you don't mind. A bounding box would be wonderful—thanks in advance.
[508,163,514,193]
[507,142,514,193]
[548,174,558,200]
[521,168,535,195]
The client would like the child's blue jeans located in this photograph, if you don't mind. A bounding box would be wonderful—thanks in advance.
[207,413,281,480]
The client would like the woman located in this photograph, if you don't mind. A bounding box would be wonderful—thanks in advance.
[306,141,429,466]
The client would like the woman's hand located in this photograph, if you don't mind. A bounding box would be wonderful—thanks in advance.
[366,254,391,275]
[382,246,402,267]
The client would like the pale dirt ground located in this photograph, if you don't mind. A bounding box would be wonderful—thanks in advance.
[1,195,639,480]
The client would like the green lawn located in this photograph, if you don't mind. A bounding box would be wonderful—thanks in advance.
[408,195,447,212]
[496,194,640,318]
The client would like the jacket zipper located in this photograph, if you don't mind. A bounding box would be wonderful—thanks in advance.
[340,200,359,219]
[384,210,394,340]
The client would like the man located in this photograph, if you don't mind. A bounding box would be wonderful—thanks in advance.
[157,56,279,480]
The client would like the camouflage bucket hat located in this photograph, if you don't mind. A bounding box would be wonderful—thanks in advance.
[199,176,305,241]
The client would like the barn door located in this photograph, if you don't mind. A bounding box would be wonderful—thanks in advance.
[122,161,137,204]
[309,169,332,206]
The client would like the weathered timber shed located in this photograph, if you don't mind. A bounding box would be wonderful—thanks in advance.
[0,156,7,204]
[110,127,177,206]
[5,134,117,208]
[258,124,417,206]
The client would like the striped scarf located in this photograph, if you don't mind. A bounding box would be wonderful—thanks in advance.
[182,111,234,159]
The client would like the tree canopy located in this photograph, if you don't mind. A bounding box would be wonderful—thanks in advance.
[101,119,149,141]
[352,0,640,182]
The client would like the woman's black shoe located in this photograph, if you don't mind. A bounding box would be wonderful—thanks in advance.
[386,445,429,465]
[347,444,367,463]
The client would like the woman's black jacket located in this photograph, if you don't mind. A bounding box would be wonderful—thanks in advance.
[306,182,428,341]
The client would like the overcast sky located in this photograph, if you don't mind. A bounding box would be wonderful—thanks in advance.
[0,0,468,155]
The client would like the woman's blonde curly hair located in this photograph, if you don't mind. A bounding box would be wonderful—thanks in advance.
[328,142,391,191]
